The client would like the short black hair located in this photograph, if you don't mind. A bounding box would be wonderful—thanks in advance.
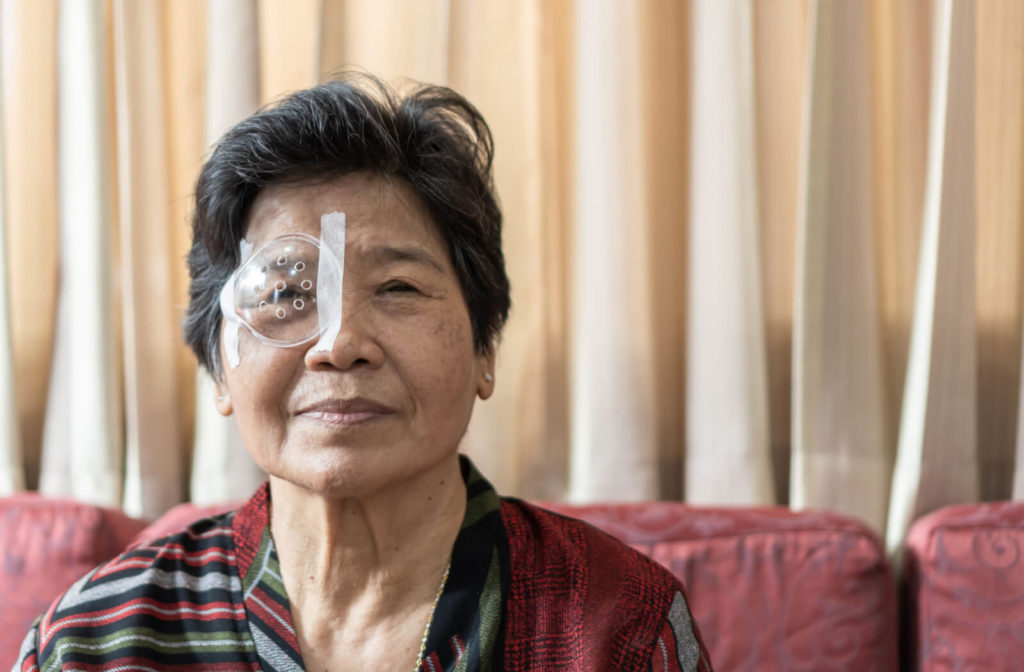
[184,74,510,379]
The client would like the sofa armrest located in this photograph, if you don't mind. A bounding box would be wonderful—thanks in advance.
[905,501,1024,671]
[0,495,147,666]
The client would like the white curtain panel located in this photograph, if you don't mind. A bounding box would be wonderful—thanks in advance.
[115,0,183,518]
[39,0,120,507]
[190,0,266,506]
[887,0,978,554]
[39,288,71,497]
[790,0,889,531]
[0,0,22,493]
[685,0,773,505]
[569,0,657,501]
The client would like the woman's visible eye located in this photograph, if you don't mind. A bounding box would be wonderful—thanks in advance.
[383,281,419,294]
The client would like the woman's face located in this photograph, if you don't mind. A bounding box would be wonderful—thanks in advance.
[217,172,494,498]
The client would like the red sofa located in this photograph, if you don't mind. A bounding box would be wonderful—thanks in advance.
[0,494,147,665]
[6,495,1015,667]
[0,493,922,670]
[903,501,1024,670]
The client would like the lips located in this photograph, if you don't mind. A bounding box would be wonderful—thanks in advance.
[295,397,396,427]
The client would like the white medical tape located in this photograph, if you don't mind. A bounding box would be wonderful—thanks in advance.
[222,238,253,370]
[309,211,346,355]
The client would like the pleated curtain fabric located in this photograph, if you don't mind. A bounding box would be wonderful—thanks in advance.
[887,0,978,554]
[5,0,1024,542]
[753,0,810,504]
[448,0,571,500]
[0,4,23,494]
[870,0,931,503]
[973,1,1024,501]
[685,0,773,506]
[320,0,451,85]
[162,0,206,496]
[569,0,658,501]
[0,0,60,492]
[114,0,183,519]
[190,0,266,506]
[257,0,320,98]
[39,0,120,507]
[790,0,889,532]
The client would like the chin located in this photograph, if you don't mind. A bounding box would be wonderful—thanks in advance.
[270,446,459,500]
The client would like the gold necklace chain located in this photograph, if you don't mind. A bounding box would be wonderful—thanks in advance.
[414,559,451,672]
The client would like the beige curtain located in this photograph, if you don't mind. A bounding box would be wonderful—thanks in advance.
[0,0,1022,548]
[1,0,59,493]
[887,0,979,552]
[189,0,265,506]
[791,0,889,531]
[114,0,183,518]
[39,0,121,507]
[0,0,23,494]
[568,0,658,501]
[685,0,773,506]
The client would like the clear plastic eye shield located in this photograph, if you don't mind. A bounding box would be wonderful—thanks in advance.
[219,212,346,368]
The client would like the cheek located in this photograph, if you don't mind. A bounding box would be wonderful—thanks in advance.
[408,314,477,399]
[222,338,296,435]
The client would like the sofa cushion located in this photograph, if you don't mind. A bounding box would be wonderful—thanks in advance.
[543,502,898,672]
[0,494,147,666]
[905,501,1024,671]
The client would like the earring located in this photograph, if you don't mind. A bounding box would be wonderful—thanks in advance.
[483,372,493,383]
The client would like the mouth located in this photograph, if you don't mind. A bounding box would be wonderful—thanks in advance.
[295,398,396,427]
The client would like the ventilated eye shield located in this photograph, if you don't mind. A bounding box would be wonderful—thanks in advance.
[219,212,346,368]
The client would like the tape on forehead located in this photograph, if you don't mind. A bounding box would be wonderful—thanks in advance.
[310,211,346,354]
[222,238,253,370]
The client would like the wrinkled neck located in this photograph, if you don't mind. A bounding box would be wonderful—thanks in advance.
[268,453,465,621]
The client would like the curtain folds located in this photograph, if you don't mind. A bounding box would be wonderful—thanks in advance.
[0,0,1021,548]
[258,0,320,99]
[569,0,657,501]
[189,0,266,506]
[685,0,772,506]
[975,0,1024,501]
[0,0,22,494]
[887,0,978,553]
[791,0,889,532]
[114,0,183,518]
[39,0,120,507]
[753,0,809,505]
[449,0,571,499]
[1,0,59,492]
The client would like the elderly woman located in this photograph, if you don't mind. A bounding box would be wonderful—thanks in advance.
[14,76,711,671]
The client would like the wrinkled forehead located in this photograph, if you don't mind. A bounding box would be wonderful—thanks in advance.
[242,174,441,251]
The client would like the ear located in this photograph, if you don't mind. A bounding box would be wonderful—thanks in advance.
[476,349,496,400]
[214,381,234,416]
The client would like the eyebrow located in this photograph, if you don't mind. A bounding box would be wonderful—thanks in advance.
[362,245,445,273]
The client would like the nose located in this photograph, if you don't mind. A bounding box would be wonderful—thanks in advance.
[303,300,384,371]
